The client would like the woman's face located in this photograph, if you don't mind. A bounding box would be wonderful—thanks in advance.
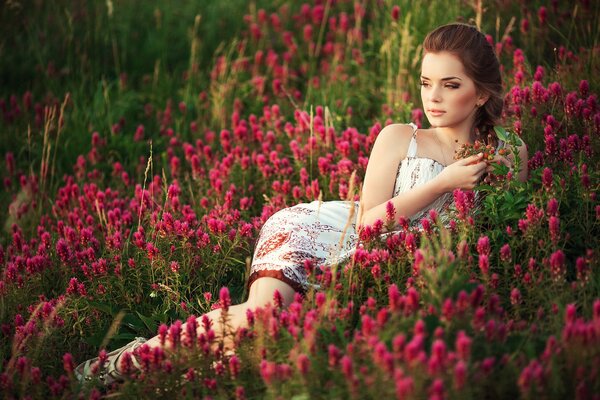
[420,51,486,130]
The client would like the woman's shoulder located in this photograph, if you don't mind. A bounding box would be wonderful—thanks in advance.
[368,123,417,163]
[375,123,416,145]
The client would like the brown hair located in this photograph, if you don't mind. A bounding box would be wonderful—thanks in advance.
[422,23,502,143]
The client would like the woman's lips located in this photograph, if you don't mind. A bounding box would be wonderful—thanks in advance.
[428,110,446,116]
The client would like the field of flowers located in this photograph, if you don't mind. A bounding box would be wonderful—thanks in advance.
[0,0,598,398]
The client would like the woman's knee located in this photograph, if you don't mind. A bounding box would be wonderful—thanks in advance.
[247,277,296,308]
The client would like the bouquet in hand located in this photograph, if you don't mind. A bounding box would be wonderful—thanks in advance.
[454,137,510,186]
[453,140,498,163]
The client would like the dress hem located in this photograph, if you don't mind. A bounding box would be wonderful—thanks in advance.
[247,270,307,295]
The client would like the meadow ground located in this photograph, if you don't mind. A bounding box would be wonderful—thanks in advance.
[0,0,599,398]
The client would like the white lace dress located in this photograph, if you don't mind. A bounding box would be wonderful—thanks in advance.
[247,123,458,293]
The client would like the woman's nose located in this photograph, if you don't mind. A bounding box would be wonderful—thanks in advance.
[429,86,442,102]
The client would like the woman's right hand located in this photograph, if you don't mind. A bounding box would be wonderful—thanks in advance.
[435,153,488,193]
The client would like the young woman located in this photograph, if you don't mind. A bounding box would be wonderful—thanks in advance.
[76,22,528,384]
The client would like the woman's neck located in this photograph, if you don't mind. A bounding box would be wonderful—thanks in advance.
[434,123,477,148]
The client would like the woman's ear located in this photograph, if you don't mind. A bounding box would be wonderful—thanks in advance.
[477,92,490,107]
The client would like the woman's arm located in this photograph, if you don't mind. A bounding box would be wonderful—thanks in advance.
[357,124,488,227]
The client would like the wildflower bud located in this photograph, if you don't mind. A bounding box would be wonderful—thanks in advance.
[565,303,576,323]
[168,320,182,349]
[385,201,395,223]
[546,198,559,216]
[455,331,472,361]
[454,360,467,389]
[184,316,198,347]
[170,261,179,273]
[234,386,246,400]
[328,344,341,367]
[549,250,565,281]
[273,289,283,309]
[520,18,529,33]
[388,283,401,311]
[296,354,310,376]
[340,355,353,379]
[510,288,522,306]
[315,292,326,309]
[119,352,133,375]
[579,80,589,97]
[158,324,168,346]
[259,360,276,385]
[219,287,231,312]
[229,355,240,378]
[593,300,600,322]
[406,288,419,313]
[479,254,489,275]
[430,378,445,399]
[518,219,529,233]
[396,375,414,398]
[476,236,490,255]
[575,257,589,282]
[500,244,512,262]
[62,353,74,374]
[391,5,400,21]
[542,167,553,189]
[376,308,389,327]
[404,233,416,253]
[134,125,144,142]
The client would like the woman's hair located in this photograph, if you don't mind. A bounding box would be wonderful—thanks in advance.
[423,23,502,143]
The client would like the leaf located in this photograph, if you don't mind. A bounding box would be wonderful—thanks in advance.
[423,314,441,335]
[121,313,146,332]
[494,126,509,142]
[87,300,118,316]
[136,311,158,333]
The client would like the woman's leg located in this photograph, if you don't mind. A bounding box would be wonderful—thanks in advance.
[144,277,296,351]
[76,278,297,381]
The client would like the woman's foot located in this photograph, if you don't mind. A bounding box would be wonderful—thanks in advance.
[75,337,147,385]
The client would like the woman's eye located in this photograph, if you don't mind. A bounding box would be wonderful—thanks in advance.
[419,81,429,87]
[446,85,459,89]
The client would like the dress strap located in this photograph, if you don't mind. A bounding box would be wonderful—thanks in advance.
[406,122,418,157]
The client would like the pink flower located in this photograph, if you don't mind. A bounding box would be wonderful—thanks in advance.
[395,375,414,398]
[455,331,472,360]
[538,6,548,25]
[219,287,231,311]
[546,198,559,216]
[476,236,490,256]
[565,303,576,323]
[62,353,74,374]
[388,283,401,311]
[479,254,489,275]
[296,354,310,376]
[579,80,589,97]
[385,201,396,223]
[454,360,467,389]
[549,250,565,280]
[510,288,522,306]
[340,355,353,379]
[328,344,341,367]
[259,360,276,385]
[391,5,400,21]
[500,244,512,262]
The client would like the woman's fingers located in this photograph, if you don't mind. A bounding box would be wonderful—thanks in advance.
[458,153,485,165]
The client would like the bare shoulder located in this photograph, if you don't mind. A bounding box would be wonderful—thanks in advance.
[372,123,415,159]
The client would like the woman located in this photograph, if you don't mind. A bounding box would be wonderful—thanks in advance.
[76,22,528,384]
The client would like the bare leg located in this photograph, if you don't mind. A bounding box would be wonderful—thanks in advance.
[144,277,296,350]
